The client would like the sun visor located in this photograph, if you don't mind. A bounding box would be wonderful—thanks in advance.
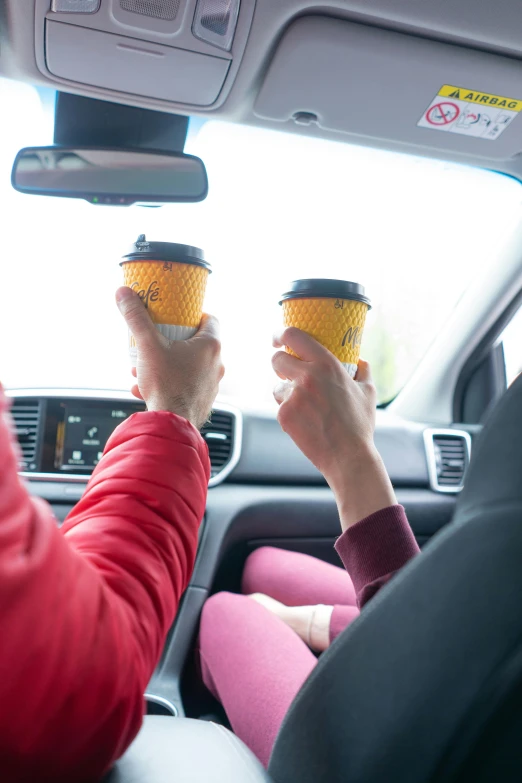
[255,16,522,163]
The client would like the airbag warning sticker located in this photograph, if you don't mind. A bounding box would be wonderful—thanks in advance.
[418,85,522,140]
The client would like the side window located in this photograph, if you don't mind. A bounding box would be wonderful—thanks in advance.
[500,304,522,387]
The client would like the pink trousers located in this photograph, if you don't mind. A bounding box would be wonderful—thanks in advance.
[199,547,359,767]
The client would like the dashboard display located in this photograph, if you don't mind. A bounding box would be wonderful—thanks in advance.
[11,394,236,485]
[55,404,136,471]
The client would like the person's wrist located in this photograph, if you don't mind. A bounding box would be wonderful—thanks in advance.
[324,441,397,531]
[322,438,379,494]
[145,394,194,423]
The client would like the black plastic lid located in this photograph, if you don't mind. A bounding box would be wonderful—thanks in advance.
[121,234,211,271]
[279,279,371,308]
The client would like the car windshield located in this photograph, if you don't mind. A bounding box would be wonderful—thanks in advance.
[2,77,522,409]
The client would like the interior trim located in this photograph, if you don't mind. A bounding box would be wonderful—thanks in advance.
[423,428,472,493]
[19,472,90,484]
[144,693,178,717]
[207,402,243,488]
[452,287,522,421]
[31,0,256,114]
[7,388,139,400]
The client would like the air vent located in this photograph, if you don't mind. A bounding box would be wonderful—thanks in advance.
[202,405,242,486]
[424,429,471,493]
[11,400,42,471]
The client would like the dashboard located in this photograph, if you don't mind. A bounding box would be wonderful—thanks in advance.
[10,389,472,496]
[10,390,242,489]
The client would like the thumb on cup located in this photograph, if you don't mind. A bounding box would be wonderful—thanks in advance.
[115,286,158,351]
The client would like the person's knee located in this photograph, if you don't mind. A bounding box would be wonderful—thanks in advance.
[242,547,279,594]
[200,591,255,643]
[201,591,237,628]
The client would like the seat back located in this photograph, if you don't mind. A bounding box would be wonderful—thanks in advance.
[269,375,522,783]
[103,716,272,782]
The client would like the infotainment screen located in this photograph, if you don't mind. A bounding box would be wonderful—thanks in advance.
[55,404,138,472]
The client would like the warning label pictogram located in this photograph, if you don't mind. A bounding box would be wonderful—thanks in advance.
[426,102,460,125]
[418,84,522,140]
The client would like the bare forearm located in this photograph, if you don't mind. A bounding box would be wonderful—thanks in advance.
[326,444,397,531]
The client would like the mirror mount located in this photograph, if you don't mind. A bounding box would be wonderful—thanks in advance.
[54,93,189,153]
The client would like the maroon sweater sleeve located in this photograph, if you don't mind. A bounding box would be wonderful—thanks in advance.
[335,504,420,608]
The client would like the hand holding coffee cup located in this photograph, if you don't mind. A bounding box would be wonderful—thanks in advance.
[120,234,211,361]
[272,285,396,530]
[116,287,223,427]
[279,279,371,377]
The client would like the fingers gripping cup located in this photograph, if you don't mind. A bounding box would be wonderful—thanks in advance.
[121,235,211,360]
[279,279,371,377]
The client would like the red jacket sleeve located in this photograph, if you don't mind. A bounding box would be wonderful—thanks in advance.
[335,505,420,607]
[0,389,209,783]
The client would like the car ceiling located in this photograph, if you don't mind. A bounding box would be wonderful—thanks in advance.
[2,0,522,178]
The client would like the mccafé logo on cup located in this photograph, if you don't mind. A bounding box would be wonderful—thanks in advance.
[279,279,371,378]
[342,325,363,350]
[130,280,160,308]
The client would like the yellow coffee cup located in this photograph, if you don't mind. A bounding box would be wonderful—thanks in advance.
[279,279,371,377]
[121,234,211,360]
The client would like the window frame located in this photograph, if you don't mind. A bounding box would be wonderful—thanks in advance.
[453,289,522,423]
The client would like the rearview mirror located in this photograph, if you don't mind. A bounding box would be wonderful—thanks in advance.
[11,146,208,205]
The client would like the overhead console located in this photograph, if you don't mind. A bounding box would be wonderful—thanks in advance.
[34,0,255,108]
[255,16,522,163]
